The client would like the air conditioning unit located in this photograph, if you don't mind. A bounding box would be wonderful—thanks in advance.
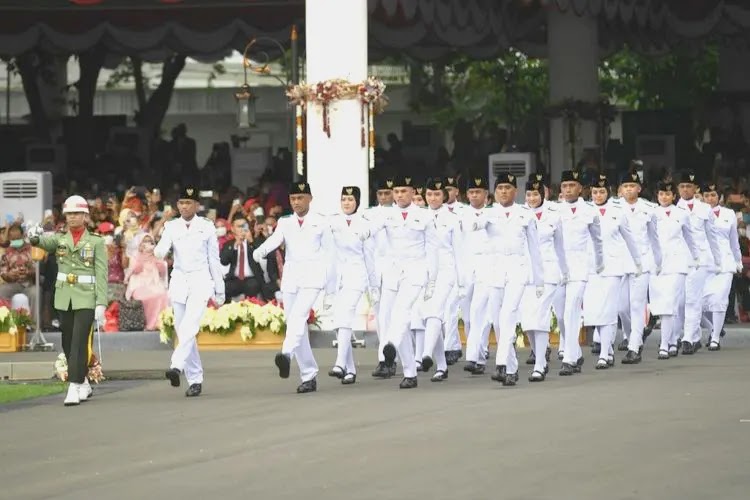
[0,171,53,224]
[488,152,536,203]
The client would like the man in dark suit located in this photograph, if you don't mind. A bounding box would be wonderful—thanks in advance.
[220,215,275,301]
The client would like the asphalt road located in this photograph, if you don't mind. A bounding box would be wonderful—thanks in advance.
[1,347,749,500]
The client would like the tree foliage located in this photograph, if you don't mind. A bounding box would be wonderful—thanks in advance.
[599,45,719,110]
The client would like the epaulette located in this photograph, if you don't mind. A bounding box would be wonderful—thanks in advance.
[642,200,657,208]
[547,203,558,211]
[611,199,621,205]
[584,201,594,206]
[520,205,530,210]
[675,205,687,211]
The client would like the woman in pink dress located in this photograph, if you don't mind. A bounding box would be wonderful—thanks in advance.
[124,233,169,330]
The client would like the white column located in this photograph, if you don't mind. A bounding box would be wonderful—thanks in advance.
[718,45,750,145]
[547,9,599,182]
[305,0,369,215]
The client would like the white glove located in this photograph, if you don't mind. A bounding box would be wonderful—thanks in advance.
[560,274,569,286]
[596,263,605,274]
[737,262,744,274]
[252,249,264,264]
[26,223,44,239]
[424,281,436,301]
[94,305,106,326]
[368,287,380,305]
[323,293,335,311]
[535,286,544,299]
[457,286,466,300]
[634,263,643,277]
[214,293,225,306]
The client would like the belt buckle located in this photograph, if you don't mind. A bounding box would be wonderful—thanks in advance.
[66,273,78,284]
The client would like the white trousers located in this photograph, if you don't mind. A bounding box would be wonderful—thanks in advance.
[704,272,733,312]
[333,288,363,374]
[380,283,423,378]
[683,267,711,344]
[620,273,650,352]
[282,288,321,382]
[171,294,208,385]
[562,281,586,365]
[443,284,462,352]
[465,282,492,364]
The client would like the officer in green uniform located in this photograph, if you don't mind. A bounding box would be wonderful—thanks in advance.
[29,195,108,406]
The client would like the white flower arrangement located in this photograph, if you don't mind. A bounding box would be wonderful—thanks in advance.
[0,305,32,334]
[158,300,288,344]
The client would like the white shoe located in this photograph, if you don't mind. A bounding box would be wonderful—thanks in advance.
[78,379,92,401]
[64,384,80,406]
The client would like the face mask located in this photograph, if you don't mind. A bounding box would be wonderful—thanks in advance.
[740,228,747,237]
[103,235,114,245]
[216,227,227,237]
[9,239,23,249]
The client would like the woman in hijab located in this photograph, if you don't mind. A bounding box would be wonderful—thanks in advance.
[124,233,169,330]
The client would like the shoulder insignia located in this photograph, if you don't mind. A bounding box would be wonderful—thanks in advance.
[584,201,594,207]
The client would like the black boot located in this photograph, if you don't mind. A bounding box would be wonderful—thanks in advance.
[471,364,485,375]
[185,383,202,397]
[296,378,317,393]
[372,362,390,378]
[681,340,695,355]
[621,350,642,364]
[275,352,291,379]
[502,372,519,387]
[526,351,536,365]
[421,355,434,373]
[617,339,629,351]
[399,377,418,389]
[559,363,575,376]
[165,368,181,388]
[491,365,506,382]
[463,361,477,372]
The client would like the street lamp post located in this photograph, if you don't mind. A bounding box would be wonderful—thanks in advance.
[235,27,300,179]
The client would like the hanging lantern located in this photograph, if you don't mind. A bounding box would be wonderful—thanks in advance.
[235,84,256,129]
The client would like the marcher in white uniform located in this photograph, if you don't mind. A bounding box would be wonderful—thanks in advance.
[675,172,722,355]
[253,182,335,393]
[650,181,700,359]
[520,178,569,382]
[461,176,493,375]
[327,186,378,385]
[364,179,397,378]
[419,178,465,382]
[557,170,604,376]
[409,184,427,371]
[369,175,438,389]
[701,183,743,351]
[617,171,663,363]
[473,173,544,386]
[584,175,644,369]
[156,187,225,397]
[442,176,466,363]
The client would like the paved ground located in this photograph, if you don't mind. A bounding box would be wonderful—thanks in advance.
[1,344,749,500]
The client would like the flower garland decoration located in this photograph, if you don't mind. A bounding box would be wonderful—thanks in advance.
[157,298,319,344]
[286,77,388,172]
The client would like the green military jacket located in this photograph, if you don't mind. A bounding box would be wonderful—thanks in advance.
[34,230,108,311]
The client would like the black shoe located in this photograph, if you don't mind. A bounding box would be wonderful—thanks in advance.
[388,364,397,376]
[383,343,397,367]
[526,351,536,365]
[446,351,457,366]
[720,327,728,337]
[275,352,291,379]
[372,362,390,378]
[692,341,702,353]
[574,357,584,373]
[681,340,694,355]
[431,370,448,382]
[591,342,601,355]
[421,355,434,373]
[463,361,477,373]
[328,365,345,379]
[559,363,575,376]
[617,339,629,351]
[296,378,317,393]
[643,315,657,340]
[502,372,518,386]
[342,373,357,385]
[399,377,418,389]
[491,365,506,382]
[471,364,485,375]
[416,361,423,372]
[621,350,642,365]
[707,341,721,351]
[165,368,181,388]
[185,383,202,397]
[545,346,551,362]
